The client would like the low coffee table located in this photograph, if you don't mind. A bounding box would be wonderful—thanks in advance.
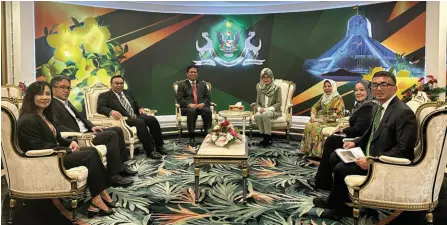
[193,134,249,203]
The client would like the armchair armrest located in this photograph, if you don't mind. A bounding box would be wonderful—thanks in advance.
[60,132,95,140]
[25,149,67,157]
[143,108,157,116]
[378,156,411,165]
[250,103,257,115]
[25,149,55,157]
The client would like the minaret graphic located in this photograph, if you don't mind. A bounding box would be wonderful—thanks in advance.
[304,14,398,75]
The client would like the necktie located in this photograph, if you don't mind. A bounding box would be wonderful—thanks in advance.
[365,105,384,156]
[118,93,137,118]
[192,82,198,104]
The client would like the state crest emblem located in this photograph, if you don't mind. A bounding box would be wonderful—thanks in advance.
[194,20,265,67]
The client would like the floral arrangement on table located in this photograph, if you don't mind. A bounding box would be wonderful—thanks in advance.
[39,16,129,111]
[208,120,242,147]
[401,75,446,103]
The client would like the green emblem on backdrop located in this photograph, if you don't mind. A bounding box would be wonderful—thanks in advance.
[194,19,265,67]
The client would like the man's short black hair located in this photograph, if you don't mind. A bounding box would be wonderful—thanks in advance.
[186,65,198,73]
[372,71,396,85]
[50,75,71,87]
[110,75,124,83]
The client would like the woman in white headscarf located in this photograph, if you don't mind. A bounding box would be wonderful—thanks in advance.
[299,79,345,157]
[253,68,282,147]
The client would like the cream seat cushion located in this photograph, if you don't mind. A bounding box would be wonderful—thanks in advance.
[66,166,88,187]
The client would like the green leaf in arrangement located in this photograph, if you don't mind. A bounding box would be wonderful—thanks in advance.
[49,24,58,34]
[71,17,81,27]
[44,27,49,35]
[124,44,129,53]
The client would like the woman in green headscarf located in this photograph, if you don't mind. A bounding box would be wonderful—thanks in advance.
[253,68,282,147]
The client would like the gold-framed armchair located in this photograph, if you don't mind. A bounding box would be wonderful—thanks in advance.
[249,79,296,142]
[173,80,218,141]
[2,85,23,109]
[2,102,87,225]
[84,83,157,159]
[344,107,447,225]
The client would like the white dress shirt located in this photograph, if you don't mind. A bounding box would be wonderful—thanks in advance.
[55,97,88,133]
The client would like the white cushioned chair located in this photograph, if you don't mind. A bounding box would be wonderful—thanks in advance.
[2,85,23,109]
[84,83,157,159]
[249,79,296,141]
[2,102,87,225]
[345,107,447,225]
[173,81,218,141]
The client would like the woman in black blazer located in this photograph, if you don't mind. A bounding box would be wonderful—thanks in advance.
[17,81,115,218]
[308,80,378,191]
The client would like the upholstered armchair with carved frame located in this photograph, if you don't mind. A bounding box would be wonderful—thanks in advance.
[2,85,23,109]
[84,83,157,159]
[60,132,108,167]
[173,81,218,141]
[344,107,447,225]
[2,103,87,225]
[249,79,295,142]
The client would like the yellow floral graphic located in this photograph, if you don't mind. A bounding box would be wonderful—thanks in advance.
[75,58,96,81]
[42,57,67,83]
[47,24,83,64]
[74,17,111,55]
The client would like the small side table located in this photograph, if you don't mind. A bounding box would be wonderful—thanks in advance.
[193,134,249,204]
[218,110,251,137]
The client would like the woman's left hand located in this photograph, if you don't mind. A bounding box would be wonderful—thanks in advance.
[69,141,80,152]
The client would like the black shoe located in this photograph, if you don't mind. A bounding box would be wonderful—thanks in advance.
[313,197,328,208]
[102,198,119,208]
[156,146,168,155]
[89,204,115,217]
[307,178,317,189]
[257,134,266,146]
[110,175,134,187]
[319,209,340,220]
[121,164,138,176]
[146,151,162,159]
[262,135,273,147]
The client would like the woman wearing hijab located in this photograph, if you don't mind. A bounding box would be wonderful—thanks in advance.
[307,80,378,190]
[300,79,345,157]
[253,68,282,147]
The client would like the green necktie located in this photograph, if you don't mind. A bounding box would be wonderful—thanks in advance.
[365,105,384,156]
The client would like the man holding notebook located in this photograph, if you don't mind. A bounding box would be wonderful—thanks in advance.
[314,71,418,219]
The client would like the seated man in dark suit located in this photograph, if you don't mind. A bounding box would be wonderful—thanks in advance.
[313,71,418,219]
[175,65,212,146]
[50,76,136,187]
[97,75,165,159]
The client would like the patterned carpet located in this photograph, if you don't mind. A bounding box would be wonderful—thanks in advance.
[67,137,390,225]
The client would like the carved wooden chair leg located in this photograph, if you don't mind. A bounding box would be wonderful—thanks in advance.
[286,128,290,143]
[426,211,434,225]
[71,198,78,225]
[129,142,135,159]
[353,206,360,225]
[8,197,16,225]
[249,121,253,139]
[178,128,183,143]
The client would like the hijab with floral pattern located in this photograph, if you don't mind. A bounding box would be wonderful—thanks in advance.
[258,68,279,97]
[351,80,377,114]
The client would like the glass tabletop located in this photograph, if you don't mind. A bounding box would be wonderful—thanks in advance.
[218,110,251,118]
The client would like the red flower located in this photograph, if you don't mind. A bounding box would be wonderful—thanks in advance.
[405,92,412,97]
[418,77,425,83]
[220,120,230,127]
[426,75,434,79]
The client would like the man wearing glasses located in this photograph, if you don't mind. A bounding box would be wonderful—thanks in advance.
[314,71,418,219]
[97,75,165,159]
[51,76,137,187]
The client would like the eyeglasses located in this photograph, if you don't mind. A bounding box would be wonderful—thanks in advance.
[54,86,72,91]
[113,82,124,85]
[371,82,395,89]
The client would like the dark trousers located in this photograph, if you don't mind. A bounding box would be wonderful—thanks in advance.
[315,135,344,190]
[126,114,164,154]
[326,151,367,215]
[91,126,129,176]
[182,106,212,134]
[63,147,108,198]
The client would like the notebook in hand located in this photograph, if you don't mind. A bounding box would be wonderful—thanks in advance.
[335,147,365,163]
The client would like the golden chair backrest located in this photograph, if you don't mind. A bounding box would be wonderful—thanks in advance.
[83,83,110,117]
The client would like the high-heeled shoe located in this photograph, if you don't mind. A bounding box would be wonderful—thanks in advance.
[102,198,119,208]
[90,203,115,217]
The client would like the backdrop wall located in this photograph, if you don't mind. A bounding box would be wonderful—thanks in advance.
[34,1,427,115]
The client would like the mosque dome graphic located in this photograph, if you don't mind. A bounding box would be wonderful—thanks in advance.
[304,14,399,76]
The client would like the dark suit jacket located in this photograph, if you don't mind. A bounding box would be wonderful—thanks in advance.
[354,97,417,160]
[175,80,211,109]
[343,101,376,138]
[52,98,94,132]
[18,113,74,153]
[97,90,142,118]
